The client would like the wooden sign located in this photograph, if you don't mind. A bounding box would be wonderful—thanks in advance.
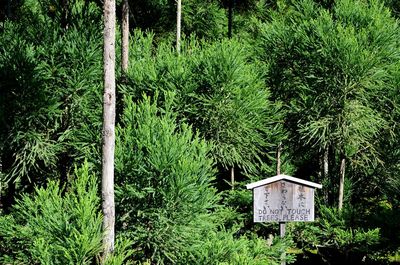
[246,175,322,223]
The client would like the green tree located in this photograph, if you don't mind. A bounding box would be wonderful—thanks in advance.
[256,0,399,209]
[123,35,284,185]
[114,95,220,263]
[179,40,283,183]
[0,2,103,210]
[114,95,291,264]
[0,163,102,264]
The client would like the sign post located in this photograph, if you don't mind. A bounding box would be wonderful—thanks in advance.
[246,175,322,265]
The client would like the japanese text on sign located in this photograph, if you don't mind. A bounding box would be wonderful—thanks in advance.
[253,180,315,222]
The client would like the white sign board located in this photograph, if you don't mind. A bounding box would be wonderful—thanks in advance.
[253,180,315,222]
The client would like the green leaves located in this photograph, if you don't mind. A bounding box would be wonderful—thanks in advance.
[292,205,381,257]
[115,95,219,264]
[190,227,294,265]
[257,0,400,177]
[124,34,284,174]
[181,40,278,172]
[0,162,102,264]
[0,14,103,194]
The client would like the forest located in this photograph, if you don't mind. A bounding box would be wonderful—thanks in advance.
[0,0,399,264]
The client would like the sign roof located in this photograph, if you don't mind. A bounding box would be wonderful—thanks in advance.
[246,174,322,190]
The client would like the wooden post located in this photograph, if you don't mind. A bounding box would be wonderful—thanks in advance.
[279,222,286,238]
[277,143,285,265]
[280,221,286,265]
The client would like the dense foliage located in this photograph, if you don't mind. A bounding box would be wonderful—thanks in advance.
[0,0,399,264]
[114,95,291,264]
[123,34,284,174]
[0,163,102,264]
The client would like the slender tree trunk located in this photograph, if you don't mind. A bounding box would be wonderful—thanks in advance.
[323,146,329,179]
[277,143,282,175]
[338,155,345,210]
[121,0,129,74]
[176,0,181,53]
[230,166,234,190]
[323,146,329,204]
[102,0,116,261]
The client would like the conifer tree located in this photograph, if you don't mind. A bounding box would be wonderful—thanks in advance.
[257,0,399,209]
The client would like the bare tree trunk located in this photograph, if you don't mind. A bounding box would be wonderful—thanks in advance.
[102,0,116,261]
[323,146,329,204]
[338,155,345,210]
[176,0,181,53]
[277,143,282,175]
[231,166,234,190]
[121,0,129,74]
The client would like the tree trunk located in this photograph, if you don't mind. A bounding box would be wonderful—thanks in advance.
[102,0,116,261]
[323,146,329,204]
[230,166,234,190]
[338,155,345,210]
[121,0,129,74]
[176,0,181,53]
[277,143,282,175]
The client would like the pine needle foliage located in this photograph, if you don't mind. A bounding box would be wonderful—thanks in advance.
[115,95,220,264]
[255,0,400,180]
[0,2,103,197]
[179,40,282,173]
[190,227,295,265]
[291,205,381,263]
[115,95,287,264]
[0,162,102,264]
[123,32,284,174]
